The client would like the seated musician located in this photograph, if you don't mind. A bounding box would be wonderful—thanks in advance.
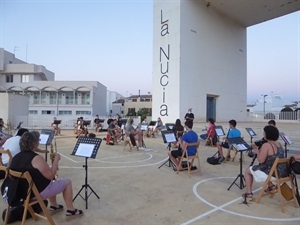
[51,117,61,136]
[243,125,284,201]
[216,119,241,163]
[199,118,217,146]
[125,118,143,150]
[168,120,198,168]
[172,119,184,148]
[151,117,164,138]
[76,117,88,138]
[9,131,83,220]
[94,115,103,132]
[106,119,122,144]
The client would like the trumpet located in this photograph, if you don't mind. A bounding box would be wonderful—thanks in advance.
[50,138,58,179]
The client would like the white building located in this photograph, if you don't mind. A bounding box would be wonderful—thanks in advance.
[0,48,108,127]
[152,0,300,123]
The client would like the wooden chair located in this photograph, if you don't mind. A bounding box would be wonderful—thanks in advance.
[176,141,201,177]
[3,169,56,225]
[0,149,13,166]
[255,158,299,213]
[205,137,213,146]
[123,137,132,151]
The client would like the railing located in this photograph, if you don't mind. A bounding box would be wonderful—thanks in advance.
[248,111,300,121]
[8,115,141,131]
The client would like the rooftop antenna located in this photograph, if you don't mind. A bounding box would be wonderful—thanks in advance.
[13,46,20,56]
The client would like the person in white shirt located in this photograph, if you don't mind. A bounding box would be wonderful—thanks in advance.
[2,128,28,166]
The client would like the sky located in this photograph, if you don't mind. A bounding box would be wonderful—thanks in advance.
[0,0,299,102]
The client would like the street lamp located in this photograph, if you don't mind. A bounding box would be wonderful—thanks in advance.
[262,94,268,119]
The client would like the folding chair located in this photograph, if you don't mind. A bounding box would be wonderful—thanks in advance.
[0,149,12,166]
[255,158,299,213]
[176,141,201,177]
[3,169,56,225]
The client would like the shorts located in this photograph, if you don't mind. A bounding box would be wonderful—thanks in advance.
[171,149,184,158]
[40,178,70,199]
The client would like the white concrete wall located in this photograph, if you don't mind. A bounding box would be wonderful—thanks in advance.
[0,93,29,127]
[153,0,247,123]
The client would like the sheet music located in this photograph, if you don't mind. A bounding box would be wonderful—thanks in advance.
[165,133,176,143]
[215,128,224,136]
[283,135,293,145]
[39,134,49,145]
[140,124,148,131]
[236,144,248,150]
[249,130,255,136]
[75,143,95,157]
[168,125,174,130]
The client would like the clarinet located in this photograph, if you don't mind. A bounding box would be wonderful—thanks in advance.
[249,139,268,166]
[249,154,257,166]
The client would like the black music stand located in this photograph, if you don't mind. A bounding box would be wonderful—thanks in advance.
[53,120,61,125]
[148,121,157,137]
[140,123,149,148]
[83,120,91,126]
[214,125,225,141]
[158,130,177,169]
[72,137,101,209]
[245,128,256,144]
[279,132,292,158]
[39,129,55,162]
[211,126,226,157]
[227,138,251,190]
[165,123,175,131]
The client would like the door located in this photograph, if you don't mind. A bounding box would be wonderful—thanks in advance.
[206,97,216,121]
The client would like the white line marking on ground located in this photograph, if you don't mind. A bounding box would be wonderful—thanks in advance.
[181,177,300,224]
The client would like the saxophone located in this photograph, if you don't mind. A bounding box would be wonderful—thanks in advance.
[50,138,58,179]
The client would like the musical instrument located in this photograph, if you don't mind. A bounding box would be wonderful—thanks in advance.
[50,138,58,179]
[249,139,268,166]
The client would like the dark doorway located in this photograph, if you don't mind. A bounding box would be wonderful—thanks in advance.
[206,96,216,121]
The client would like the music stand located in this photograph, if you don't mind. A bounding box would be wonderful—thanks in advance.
[53,120,61,125]
[214,125,225,140]
[165,123,175,131]
[83,120,91,126]
[227,138,251,190]
[245,128,256,143]
[39,129,55,162]
[210,126,226,157]
[71,137,101,209]
[279,132,292,158]
[158,130,177,169]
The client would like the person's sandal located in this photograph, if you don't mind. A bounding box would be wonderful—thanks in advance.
[49,204,64,215]
[265,184,277,193]
[65,209,83,221]
[242,192,253,201]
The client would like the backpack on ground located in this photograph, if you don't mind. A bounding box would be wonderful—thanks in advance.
[207,156,220,165]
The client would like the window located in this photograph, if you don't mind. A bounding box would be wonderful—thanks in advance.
[65,92,74,104]
[132,99,137,102]
[41,92,47,104]
[58,111,72,115]
[33,92,40,104]
[29,110,38,115]
[6,75,13,83]
[76,111,91,115]
[42,110,55,115]
[21,75,29,83]
[49,92,57,104]
[81,92,90,105]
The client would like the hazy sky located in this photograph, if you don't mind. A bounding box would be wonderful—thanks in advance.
[1,1,299,102]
